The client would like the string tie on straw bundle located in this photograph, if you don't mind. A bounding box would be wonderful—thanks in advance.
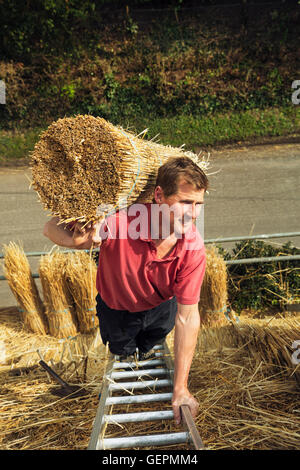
[86,307,97,325]
[58,334,79,343]
[50,309,72,316]
[206,305,240,324]
[223,306,240,323]
[18,307,40,317]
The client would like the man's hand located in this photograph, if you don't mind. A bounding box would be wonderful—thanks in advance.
[43,217,103,249]
[172,387,199,425]
[72,221,102,249]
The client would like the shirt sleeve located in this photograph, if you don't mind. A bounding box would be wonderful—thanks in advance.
[173,245,206,305]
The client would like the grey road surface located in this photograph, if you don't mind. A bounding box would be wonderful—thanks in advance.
[0,142,299,307]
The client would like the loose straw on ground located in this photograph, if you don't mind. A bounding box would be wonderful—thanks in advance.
[0,310,299,450]
[39,252,78,339]
[3,242,48,335]
[30,115,209,224]
[0,306,102,369]
[198,315,300,387]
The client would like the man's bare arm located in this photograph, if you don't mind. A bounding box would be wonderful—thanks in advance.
[43,217,74,248]
[172,302,200,424]
[43,217,102,249]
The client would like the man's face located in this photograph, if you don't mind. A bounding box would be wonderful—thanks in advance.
[155,178,205,236]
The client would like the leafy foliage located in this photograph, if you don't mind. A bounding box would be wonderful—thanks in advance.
[217,241,300,313]
[0,2,299,140]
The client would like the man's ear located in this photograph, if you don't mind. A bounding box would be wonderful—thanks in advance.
[154,185,164,203]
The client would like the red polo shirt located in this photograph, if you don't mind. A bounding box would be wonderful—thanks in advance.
[95,203,206,312]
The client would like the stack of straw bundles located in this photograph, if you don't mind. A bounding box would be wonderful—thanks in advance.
[199,317,300,387]
[3,242,48,335]
[39,252,78,339]
[229,320,300,386]
[30,115,209,224]
[198,245,229,328]
[63,251,98,334]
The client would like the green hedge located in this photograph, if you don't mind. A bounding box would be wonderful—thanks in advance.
[0,0,201,58]
[0,2,298,131]
[217,240,300,313]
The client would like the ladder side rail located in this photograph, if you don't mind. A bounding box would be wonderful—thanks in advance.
[87,352,115,450]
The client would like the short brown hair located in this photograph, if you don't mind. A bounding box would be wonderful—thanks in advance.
[155,156,209,198]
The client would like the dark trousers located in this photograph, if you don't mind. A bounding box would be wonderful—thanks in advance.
[95,294,177,356]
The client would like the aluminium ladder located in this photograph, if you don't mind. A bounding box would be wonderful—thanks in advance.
[88,342,205,450]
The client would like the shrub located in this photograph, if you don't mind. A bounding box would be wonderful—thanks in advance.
[218,240,300,313]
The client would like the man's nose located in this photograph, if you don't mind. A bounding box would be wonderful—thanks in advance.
[191,204,198,218]
[184,204,196,219]
[193,204,203,219]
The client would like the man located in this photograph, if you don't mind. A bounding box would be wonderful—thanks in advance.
[43,156,208,424]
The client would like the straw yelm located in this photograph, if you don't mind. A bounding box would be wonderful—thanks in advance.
[63,251,98,334]
[30,115,209,224]
[3,242,48,335]
[39,252,78,339]
[198,245,228,328]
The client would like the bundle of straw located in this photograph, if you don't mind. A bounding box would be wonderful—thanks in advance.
[63,251,98,334]
[230,319,300,386]
[198,316,300,387]
[39,252,78,339]
[3,242,48,335]
[30,115,209,224]
[198,245,229,328]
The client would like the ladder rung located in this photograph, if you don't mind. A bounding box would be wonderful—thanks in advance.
[115,352,163,362]
[112,358,164,369]
[110,368,169,379]
[106,392,173,405]
[108,379,172,391]
[114,345,163,361]
[104,410,174,424]
[98,432,189,449]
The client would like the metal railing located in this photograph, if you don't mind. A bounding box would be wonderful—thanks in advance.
[226,254,300,266]
[0,248,98,259]
[1,231,299,260]
[0,232,299,280]
[205,231,300,244]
